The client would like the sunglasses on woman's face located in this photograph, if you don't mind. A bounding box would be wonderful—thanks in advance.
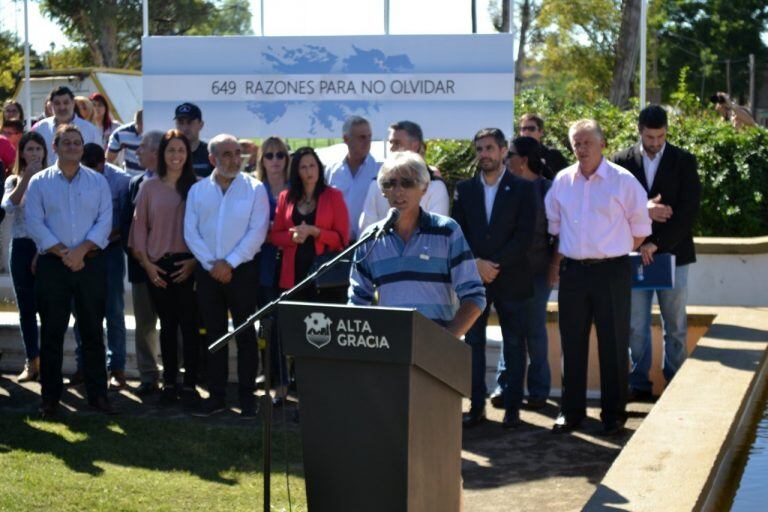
[264,151,287,160]
[381,178,417,190]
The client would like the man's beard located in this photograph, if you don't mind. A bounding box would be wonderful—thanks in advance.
[218,168,239,179]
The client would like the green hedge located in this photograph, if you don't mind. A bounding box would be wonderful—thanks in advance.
[425,89,768,237]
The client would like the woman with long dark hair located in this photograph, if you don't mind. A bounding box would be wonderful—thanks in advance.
[2,131,47,382]
[89,93,121,147]
[129,129,201,406]
[495,136,555,409]
[269,146,349,303]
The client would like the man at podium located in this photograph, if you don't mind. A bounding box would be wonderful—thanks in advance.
[348,151,485,339]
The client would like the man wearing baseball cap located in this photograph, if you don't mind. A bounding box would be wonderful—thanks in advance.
[174,102,214,178]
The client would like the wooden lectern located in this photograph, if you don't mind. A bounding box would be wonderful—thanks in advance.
[279,302,471,512]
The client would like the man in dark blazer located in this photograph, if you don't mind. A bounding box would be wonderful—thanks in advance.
[452,128,536,429]
[612,105,701,402]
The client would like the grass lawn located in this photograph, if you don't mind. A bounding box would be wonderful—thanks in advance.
[0,411,306,511]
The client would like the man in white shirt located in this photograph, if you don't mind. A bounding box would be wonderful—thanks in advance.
[359,120,449,232]
[184,134,270,418]
[32,86,101,158]
[324,116,381,240]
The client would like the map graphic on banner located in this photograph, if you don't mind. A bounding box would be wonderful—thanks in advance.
[247,45,413,133]
[142,35,515,139]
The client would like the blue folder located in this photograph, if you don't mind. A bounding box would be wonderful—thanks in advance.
[630,253,675,290]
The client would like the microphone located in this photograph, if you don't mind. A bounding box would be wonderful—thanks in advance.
[376,208,400,238]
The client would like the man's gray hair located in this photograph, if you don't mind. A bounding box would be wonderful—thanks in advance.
[141,130,163,151]
[568,119,605,143]
[208,133,239,156]
[342,115,370,137]
[377,151,430,191]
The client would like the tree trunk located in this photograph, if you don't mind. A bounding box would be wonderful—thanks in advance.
[97,20,119,67]
[515,0,532,93]
[609,0,641,107]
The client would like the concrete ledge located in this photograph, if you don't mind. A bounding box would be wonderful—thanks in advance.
[584,307,768,511]
[695,236,768,255]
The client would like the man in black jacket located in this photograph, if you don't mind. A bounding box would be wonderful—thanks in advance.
[452,128,536,429]
[612,105,701,402]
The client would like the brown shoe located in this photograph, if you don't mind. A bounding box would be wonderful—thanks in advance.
[108,370,127,390]
[17,357,40,383]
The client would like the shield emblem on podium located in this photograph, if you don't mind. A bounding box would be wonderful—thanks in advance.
[304,313,333,349]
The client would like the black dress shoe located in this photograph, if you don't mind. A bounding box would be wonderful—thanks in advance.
[502,409,521,429]
[89,396,116,415]
[523,397,548,411]
[39,400,59,419]
[601,420,627,436]
[490,392,504,409]
[462,407,486,428]
[551,414,582,434]
[627,388,658,403]
[135,382,160,397]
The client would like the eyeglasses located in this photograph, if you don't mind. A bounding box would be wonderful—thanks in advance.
[264,151,287,160]
[381,178,417,190]
[520,125,539,132]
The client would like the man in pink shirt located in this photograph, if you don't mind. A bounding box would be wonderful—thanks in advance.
[545,119,651,436]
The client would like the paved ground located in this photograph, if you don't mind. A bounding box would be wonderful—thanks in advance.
[0,369,652,512]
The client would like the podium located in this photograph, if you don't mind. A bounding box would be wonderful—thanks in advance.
[278,302,471,512]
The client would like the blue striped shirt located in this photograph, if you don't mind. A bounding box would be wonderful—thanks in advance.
[348,209,486,325]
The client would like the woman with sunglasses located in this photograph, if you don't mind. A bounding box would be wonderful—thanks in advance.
[254,137,291,402]
[89,93,121,148]
[2,132,47,382]
[269,146,349,304]
[129,129,201,406]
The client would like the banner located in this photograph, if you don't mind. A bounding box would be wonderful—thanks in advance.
[142,35,515,140]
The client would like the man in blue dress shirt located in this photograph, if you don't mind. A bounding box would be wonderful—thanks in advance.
[25,124,113,417]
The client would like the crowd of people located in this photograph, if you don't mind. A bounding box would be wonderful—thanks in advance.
[0,85,701,435]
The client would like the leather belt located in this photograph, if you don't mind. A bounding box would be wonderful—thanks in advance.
[564,256,625,266]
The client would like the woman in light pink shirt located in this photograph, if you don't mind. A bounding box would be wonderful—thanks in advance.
[129,129,202,407]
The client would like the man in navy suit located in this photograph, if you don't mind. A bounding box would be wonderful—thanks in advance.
[452,128,536,429]
[612,105,700,402]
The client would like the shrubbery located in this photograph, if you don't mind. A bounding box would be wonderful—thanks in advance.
[425,88,768,237]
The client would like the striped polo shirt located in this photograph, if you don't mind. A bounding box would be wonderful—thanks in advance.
[107,122,143,174]
[348,209,486,326]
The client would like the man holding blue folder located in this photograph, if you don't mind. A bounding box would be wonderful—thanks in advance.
[613,105,701,402]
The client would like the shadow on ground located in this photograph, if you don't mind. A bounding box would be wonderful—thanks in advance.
[0,374,303,485]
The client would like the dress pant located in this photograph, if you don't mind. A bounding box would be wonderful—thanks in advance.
[557,256,631,425]
[464,294,528,412]
[147,253,201,388]
[132,281,160,384]
[36,252,107,404]
[196,259,259,407]
[10,237,39,360]
[73,243,127,372]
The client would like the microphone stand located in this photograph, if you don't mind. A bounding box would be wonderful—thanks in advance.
[208,223,385,512]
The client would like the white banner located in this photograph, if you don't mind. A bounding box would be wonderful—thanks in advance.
[143,35,516,139]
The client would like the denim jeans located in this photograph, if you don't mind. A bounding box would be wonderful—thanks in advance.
[629,264,690,392]
[465,295,527,412]
[493,275,552,400]
[10,238,39,360]
[74,243,127,372]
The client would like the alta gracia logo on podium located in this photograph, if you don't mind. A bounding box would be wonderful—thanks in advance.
[304,313,333,349]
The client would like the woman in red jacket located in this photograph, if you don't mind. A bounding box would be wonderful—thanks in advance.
[269,146,350,303]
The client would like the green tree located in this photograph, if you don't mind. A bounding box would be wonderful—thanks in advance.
[657,0,768,103]
[0,31,42,101]
[39,0,253,69]
[535,0,622,102]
